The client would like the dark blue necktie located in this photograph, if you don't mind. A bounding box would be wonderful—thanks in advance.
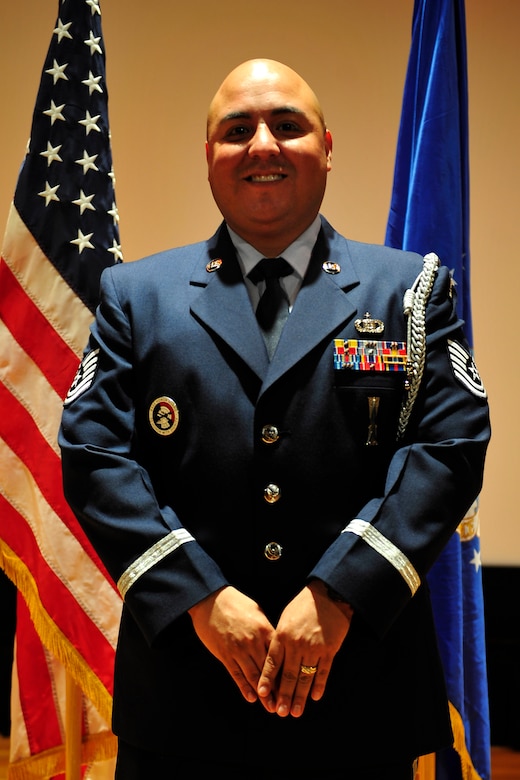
[248,257,292,359]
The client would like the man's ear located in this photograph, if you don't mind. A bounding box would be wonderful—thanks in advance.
[325,130,333,171]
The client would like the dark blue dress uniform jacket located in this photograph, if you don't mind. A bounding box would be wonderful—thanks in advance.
[59,217,490,769]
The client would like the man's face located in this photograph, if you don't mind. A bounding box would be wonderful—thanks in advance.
[206,60,332,254]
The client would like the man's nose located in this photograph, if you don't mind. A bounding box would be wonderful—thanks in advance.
[248,123,280,157]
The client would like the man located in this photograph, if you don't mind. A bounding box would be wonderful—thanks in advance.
[59,59,490,779]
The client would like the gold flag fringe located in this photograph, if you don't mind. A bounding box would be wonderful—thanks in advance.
[449,701,485,780]
[6,730,117,780]
[0,539,114,729]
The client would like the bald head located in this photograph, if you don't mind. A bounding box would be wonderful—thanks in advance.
[207,59,326,138]
[205,59,332,256]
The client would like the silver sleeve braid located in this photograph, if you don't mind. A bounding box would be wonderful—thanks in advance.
[397,252,440,440]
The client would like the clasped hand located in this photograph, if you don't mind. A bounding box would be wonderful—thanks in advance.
[188,580,352,718]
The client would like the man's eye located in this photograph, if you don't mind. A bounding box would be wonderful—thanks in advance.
[225,126,250,139]
[276,122,301,134]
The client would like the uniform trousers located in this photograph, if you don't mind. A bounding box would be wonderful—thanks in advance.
[115,739,415,779]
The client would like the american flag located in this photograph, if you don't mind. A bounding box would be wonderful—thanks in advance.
[0,0,122,774]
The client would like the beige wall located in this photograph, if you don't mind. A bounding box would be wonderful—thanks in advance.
[1,1,518,564]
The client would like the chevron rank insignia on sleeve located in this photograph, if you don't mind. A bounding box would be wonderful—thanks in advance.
[447,340,487,398]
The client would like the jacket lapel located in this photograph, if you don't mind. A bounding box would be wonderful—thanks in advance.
[189,225,270,379]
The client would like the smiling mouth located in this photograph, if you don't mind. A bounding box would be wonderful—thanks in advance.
[246,173,286,183]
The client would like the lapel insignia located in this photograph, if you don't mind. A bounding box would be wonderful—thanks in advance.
[322,261,341,274]
[334,339,407,372]
[206,258,223,273]
[149,396,180,435]
[355,311,384,334]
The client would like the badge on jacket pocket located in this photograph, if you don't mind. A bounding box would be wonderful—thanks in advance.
[149,396,180,435]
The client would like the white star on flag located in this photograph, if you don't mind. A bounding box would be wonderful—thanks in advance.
[54,19,73,42]
[38,181,61,206]
[45,58,69,84]
[72,190,96,214]
[108,201,119,225]
[70,229,95,253]
[43,100,66,125]
[469,548,482,572]
[79,110,101,134]
[74,150,99,174]
[86,0,101,15]
[40,142,63,166]
[108,239,124,262]
[82,71,103,95]
[84,30,102,55]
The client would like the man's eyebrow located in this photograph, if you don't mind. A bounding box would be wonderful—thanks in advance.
[219,106,306,124]
[271,106,306,117]
[219,111,251,124]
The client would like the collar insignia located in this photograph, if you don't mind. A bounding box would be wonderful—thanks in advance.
[206,258,223,273]
[322,261,341,274]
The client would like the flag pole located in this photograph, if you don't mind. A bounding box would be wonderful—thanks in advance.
[65,671,82,780]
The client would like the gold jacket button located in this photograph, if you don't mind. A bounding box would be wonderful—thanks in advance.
[264,542,283,561]
[261,424,279,445]
[264,483,281,503]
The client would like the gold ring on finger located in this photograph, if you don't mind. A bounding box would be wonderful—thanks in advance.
[300,664,318,675]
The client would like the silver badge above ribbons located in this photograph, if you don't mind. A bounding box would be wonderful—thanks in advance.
[355,312,384,334]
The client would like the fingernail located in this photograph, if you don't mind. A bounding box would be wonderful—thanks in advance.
[258,684,269,697]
